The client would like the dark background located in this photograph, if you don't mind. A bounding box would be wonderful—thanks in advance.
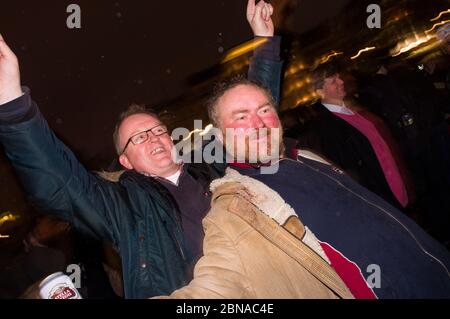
[0,0,358,167]
[1,0,448,276]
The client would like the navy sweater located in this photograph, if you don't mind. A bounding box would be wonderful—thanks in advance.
[235,158,450,298]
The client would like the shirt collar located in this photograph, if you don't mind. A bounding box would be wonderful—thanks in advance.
[229,158,283,170]
[140,163,183,186]
[322,102,354,115]
[164,169,182,185]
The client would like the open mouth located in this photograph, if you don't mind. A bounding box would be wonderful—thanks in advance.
[151,147,165,156]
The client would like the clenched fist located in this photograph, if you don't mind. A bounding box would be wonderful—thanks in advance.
[246,0,274,37]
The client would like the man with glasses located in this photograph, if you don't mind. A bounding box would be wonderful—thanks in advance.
[0,0,280,298]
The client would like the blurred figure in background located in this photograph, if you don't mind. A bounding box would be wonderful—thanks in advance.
[358,44,450,246]
[297,63,413,210]
[0,215,119,299]
[0,215,69,298]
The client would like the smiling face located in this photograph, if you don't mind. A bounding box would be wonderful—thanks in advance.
[318,73,346,105]
[118,113,179,177]
[215,84,283,163]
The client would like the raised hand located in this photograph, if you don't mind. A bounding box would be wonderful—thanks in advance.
[0,34,22,104]
[246,0,274,37]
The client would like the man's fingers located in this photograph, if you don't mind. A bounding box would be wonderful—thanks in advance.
[263,3,273,21]
[267,4,274,17]
[246,0,256,18]
[256,0,266,9]
[0,33,5,57]
[0,34,15,59]
[262,5,268,21]
[254,2,263,23]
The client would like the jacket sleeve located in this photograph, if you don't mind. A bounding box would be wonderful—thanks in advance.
[0,92,124,244]
[248,36,283,107]
[155,216,254,299]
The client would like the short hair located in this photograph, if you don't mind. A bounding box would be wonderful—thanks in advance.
[310,63,340,91]
[206,75,276,127]
[113,104,160,155]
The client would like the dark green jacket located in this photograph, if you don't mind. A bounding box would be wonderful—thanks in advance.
[0,38,283,298]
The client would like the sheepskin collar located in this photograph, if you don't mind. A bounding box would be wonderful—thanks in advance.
[211,168,297,225]
[210,168,330,263]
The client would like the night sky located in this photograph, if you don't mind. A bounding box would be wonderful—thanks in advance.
[2,0,243,166]
[0,0,357,269]
[0,0,356,168]
[0,0,365,249]
[1,0,448,277]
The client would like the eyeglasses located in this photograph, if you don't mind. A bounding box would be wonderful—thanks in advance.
[121,124,168,154]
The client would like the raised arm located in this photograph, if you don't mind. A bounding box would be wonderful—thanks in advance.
[0,35,123,244]
[246,0,283,106]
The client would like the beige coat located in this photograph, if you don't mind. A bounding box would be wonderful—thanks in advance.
[157,169,353,299]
